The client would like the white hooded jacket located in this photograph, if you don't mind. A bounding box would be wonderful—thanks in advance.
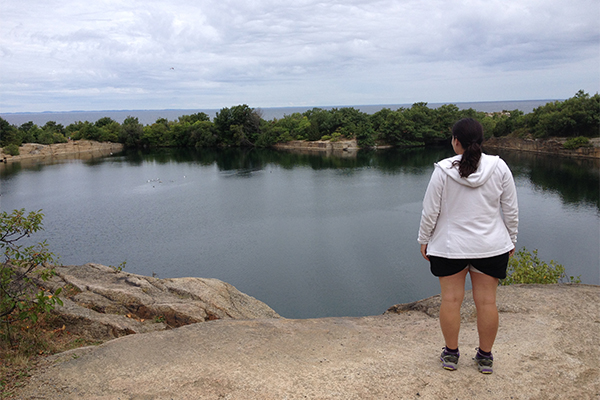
[417,153,518,259]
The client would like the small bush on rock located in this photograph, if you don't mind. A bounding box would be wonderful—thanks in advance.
[563,136,592,150]
[3,144,19,156]
[501,248,581,285]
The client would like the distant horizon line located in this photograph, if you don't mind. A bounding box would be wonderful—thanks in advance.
[1,98,562,115]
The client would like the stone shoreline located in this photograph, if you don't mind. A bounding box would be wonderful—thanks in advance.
[483,136,600,159]
[2,137,598,164]
[0,140,124,164]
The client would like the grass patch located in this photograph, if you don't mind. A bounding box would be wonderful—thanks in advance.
[1,313,101,398]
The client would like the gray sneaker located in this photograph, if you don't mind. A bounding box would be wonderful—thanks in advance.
[474,349,493,374]
[440,347,459,371]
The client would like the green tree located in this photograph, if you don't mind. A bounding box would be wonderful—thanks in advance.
[178,112,211,124]
[65,121,85,140]
[120,116,144,147]
[94,117,117,128]
[142,118,172,147]
[303,108,337,141]
[1,209,62,344]
[214,105,262,146]
[0,117,19,147]
[528,91,600,138]
[42,121,65,135]
[98,121,121,142]
[273,113,312,141]
[404,103,439,144]
[255,121,287,147]
[374,108,423,147]
[432,104,461,140]
[36,121,68,144]
[18,121,42,144]
[189,120,217,147]
[370,107,395,142]
[491,110,525,137]
[78,121,102,141]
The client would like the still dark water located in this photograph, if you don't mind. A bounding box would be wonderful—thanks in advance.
[1,147,598,318]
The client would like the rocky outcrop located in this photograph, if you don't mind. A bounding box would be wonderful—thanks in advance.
[0,140,124,163]
[13,284,600,400]
[273,139,359,156]
[483,136,600,158]
[39,263,280,340]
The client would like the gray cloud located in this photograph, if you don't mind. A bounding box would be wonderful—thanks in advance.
[0,0,598,112]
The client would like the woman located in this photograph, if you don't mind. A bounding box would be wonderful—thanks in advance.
[417,118,518,374]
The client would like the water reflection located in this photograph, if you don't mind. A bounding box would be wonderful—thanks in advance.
[2,146,598,211]
[115,146,455,173]
[492,150,600,210]
[121,147,600,210]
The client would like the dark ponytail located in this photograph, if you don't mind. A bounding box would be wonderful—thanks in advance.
[451,118,483,178]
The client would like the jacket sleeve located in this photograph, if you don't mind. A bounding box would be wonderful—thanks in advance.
[499,160,519,244]
[417,165,445,244]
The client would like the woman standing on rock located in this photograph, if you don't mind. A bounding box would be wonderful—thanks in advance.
[417,118,518,374]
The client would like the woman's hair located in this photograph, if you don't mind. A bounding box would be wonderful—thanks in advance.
[451,118,484,178]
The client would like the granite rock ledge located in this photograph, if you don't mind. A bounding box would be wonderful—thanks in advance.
[39,263,281,340]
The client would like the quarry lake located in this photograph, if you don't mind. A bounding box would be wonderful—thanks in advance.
[1,146,598,319]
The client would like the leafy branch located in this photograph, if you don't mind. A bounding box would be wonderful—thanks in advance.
[1,209,63,344]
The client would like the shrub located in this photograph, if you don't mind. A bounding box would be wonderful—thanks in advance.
[500,248,581,285]
[330,131,342,142]
[563,136,592,150]
[3,144,19,156]
[1,209,62,344]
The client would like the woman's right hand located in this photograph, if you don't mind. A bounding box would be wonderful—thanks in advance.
[420,244,430,261]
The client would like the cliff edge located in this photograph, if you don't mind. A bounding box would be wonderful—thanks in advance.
[11,284,599,399]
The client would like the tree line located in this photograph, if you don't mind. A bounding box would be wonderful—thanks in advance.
[1,90,598,153]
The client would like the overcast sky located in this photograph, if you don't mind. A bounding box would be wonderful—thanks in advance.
[1,0,598,113]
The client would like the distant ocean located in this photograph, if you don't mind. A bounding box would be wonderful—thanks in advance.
[1,100,558,127]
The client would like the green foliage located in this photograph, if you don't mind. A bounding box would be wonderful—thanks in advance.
[214,104,261,146]
[18,121,42,144]
[0,117,19,147]
[120,116,144,147]
[526,90,600,138]
[3,143,20,156]
[0,209,62,344]
[563,136,592,150]
[488,110,525,137]
[500,248,581,285]
[109,261,127,273]
[330,131,342,142]
[10,90,598,151]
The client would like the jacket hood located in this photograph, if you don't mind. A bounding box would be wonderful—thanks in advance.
[435,153,500,188]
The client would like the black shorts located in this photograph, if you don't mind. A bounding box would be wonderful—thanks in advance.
[429,252,509,279]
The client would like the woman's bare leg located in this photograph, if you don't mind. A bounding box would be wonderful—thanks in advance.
[470,271,500,353]
[438,268,468,349]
